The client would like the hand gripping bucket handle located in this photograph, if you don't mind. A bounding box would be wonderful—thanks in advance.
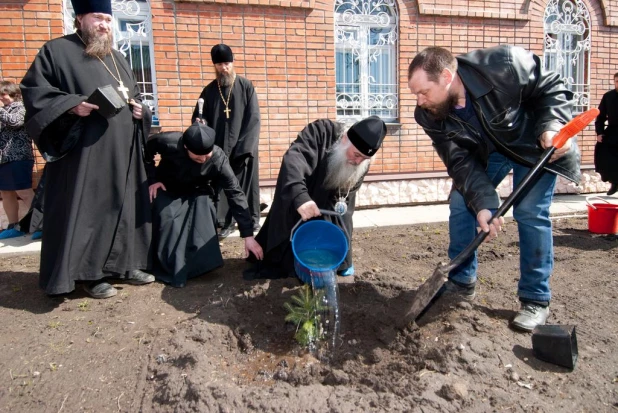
[290,209,350,286]
[290,209,350,244]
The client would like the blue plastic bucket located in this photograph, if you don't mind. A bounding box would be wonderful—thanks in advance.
[291,220,348,288]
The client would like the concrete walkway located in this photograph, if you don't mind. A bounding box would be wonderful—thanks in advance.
[0,192,611,257]
[353,192,603,228]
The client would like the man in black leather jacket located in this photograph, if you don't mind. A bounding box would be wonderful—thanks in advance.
[408,45,581,332]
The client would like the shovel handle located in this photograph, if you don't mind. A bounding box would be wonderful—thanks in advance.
[442,108,599,274]
[552,108,599,149]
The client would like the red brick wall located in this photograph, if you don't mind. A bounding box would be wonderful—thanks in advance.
[1,0,616,184]
[0,0,64,185]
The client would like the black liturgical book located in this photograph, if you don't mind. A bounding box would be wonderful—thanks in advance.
[87,85,126,118]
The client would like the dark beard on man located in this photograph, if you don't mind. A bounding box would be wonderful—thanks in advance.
[81,26,113,59]
[217,69,236,88]
[425,91,459,121]
[323,137,371,191]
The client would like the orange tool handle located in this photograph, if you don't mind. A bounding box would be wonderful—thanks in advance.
[552,108,600,149]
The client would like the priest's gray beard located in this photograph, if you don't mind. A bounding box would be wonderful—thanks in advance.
[217,69,236,88]
[81,26,113,59]
[323,138,371,191]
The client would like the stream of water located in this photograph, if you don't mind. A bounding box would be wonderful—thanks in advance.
[296,249,341,360]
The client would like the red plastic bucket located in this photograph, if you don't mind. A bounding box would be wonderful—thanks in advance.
[586,196,618,234]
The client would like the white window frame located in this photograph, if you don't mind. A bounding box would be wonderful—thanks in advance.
[335,0,398,123]
[543,0,591,115]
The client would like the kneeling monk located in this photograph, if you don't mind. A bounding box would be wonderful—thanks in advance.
[146,122,263,287]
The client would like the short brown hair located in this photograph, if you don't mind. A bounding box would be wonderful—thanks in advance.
[408,47,457,82]
[0,81,21,101]
[614,72,618,80]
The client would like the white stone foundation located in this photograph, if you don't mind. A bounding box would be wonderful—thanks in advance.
[259,170,611,209]
[1,171,609,228]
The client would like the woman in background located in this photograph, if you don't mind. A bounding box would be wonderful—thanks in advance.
[0,80,34,239]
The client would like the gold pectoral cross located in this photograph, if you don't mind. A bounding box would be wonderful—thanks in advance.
[223,106,231,119]
[117,82,130,102]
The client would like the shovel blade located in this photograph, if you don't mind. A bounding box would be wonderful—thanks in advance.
[398,265,448,328]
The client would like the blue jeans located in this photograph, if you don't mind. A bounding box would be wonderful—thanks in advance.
[448,152,556,302]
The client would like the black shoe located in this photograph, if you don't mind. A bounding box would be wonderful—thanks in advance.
[84,280,118,299]
[218,225,234,239]
[607,183,618,196]
[260,203,268,212]
[438,279,476,301]
[125,269,155,285]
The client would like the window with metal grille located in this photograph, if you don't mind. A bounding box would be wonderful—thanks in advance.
[335,0,398,122]
[63,0,159,125]
[543,0,591,115]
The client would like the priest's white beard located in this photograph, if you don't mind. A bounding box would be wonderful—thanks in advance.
[217,69,236,87]
[324,138,371,191]
[82,25,113,59]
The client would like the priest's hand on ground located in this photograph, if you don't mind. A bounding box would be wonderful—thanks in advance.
[297,200,321,221]
[149,182,166,203]
[244,236,263,260]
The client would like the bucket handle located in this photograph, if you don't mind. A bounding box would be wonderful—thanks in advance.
[289,209,351,248]
[586,196,611,210]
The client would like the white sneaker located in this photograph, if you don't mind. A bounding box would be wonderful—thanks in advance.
[511,302,549,332]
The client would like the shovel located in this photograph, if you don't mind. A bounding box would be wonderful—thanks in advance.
[398,108,600,328]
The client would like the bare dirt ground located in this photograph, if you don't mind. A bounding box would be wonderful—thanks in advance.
[0,215,617,412]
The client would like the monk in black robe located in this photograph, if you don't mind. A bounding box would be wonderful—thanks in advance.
[20,0,154,299]
[248,116,386,280]
[147,123,263,287]
[192,44,261,237]
[595,72,618,196]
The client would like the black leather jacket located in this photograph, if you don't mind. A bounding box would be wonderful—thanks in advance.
[414,45,581,214]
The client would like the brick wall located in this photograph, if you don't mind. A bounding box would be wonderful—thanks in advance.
[1,0,617,191]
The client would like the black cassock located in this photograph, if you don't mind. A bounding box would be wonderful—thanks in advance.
[249,119,362,279]
[146,132,253,287]
[21,33,152,295]
[594,89,618,184]
[191,76,261,227]
[17,164,46,234]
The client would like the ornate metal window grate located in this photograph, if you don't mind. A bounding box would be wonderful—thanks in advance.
[63,0,159,125]
[335,0,398,122]
[543,0,591,115]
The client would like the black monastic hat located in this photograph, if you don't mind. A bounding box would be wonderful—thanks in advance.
[211,44,234,64]
[183,122,216,155]
[71,0,112,15]
[347,116,387,156]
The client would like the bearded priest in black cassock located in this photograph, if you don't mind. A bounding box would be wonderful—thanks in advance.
[20,0,154,299]
[146,123,263,287]
[192,44,262,236]
[246,116,387,280]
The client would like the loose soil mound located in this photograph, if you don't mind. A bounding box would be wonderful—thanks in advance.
[0,216,617,412]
